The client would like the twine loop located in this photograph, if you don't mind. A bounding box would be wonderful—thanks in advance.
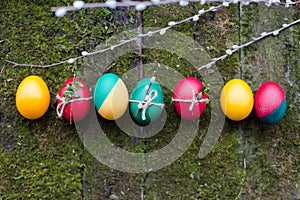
[56,94,92,120]
[129,89,165,121]
[171,90,209,111]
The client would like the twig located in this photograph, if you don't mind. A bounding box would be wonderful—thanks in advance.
[6,3,300,71]
[5,58,83,68]
[197,18,300,71]
[0,65,6,78]
[7,4,223,68]
[51,0,298,13]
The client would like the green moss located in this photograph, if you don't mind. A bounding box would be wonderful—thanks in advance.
[1,0,299,199]
[240,4,299,199]
[0,0,123,199]
[144,131,244,199]
[143,4,240,80]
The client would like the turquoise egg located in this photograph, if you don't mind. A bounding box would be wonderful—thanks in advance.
[94,73,129,120]
[129,78,164,126]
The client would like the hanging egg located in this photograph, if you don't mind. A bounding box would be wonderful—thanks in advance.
[254,81,286,124]
[57,78,91,122]
[172,77,208,120]
[94,73,128,120]
[129,78,164,126]
[220,78,253,121]
[16,75,50,120]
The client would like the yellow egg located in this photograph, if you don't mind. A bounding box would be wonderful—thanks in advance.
[94,73,128,120]
[220,78,253,121]
[16,75,50,120]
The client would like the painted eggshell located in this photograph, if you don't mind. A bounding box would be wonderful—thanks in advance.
[57,78,91,122]
[94,73,129,120]
[16,75,50,120]
[220,78,253,121]
[254,81,286,124]
[129,78,164,126]
[173,77,208,120]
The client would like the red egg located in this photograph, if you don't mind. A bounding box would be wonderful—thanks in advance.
[57,78,91,122]
[254,81,286,124]
[173,77,208,120]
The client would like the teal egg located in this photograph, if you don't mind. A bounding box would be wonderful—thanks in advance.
[94,73,128,120]
[129,78,164,126]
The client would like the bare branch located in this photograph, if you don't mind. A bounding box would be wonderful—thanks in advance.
[197,18,300,71]
[51,0,297,12]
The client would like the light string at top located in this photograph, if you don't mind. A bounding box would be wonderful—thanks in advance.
[197,18,300,71]
[6,1,300,71]
[6,4,224,68]
[51,0,300,15]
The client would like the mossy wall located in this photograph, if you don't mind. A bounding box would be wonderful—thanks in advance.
[0,0,299,199]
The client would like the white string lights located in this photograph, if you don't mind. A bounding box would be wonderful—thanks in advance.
[197,18,300,71]
[6,0,300,71]
[51,0,299,14]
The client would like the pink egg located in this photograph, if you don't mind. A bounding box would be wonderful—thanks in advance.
[254,81,286,124]
[173,77,208,120]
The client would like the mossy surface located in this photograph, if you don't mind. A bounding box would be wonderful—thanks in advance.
[0,0,299,199]
[240,4,300,199]
[0,0,124,199]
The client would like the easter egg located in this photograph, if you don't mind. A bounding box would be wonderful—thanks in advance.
[254,82,286,124]
[220,78,253,121]
[129,78,164,126]
[57,78,91,122]
[94,73,128,120]
[172,77,208,120]
[16,75,50,120]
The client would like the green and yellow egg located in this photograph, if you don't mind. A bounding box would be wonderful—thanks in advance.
[94,73,129,120]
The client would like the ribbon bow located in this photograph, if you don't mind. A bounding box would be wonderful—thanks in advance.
[129,89,164,121]
[171,90,209,111]
[56,94,92,123]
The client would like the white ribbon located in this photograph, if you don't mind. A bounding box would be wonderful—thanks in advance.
[129,89,165,121]
[171,90,209,111]
[56,94,92,122]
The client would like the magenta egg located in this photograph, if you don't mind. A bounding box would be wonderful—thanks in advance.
[172,77,208,120]
[254,81,286,124]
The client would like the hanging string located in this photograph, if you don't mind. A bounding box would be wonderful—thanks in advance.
[6,4,299,70]
[129,72,165,121]
[51,0,299,14]
[171,90,209,111]
[56,94,92,123]
[6,5,223,68]
[129,90,165,120]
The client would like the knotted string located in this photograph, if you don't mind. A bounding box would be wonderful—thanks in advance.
[129,72,164,121]
[129,90,165,120]
[171,90,209,111]
[56,94,92,123]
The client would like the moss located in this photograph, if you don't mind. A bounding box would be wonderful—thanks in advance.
[0,0,123,199]
[140,3,243,200]
[143,4,240,80]
[240,4,300,199]
[1,0,299,199]
[144,131,244,199]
